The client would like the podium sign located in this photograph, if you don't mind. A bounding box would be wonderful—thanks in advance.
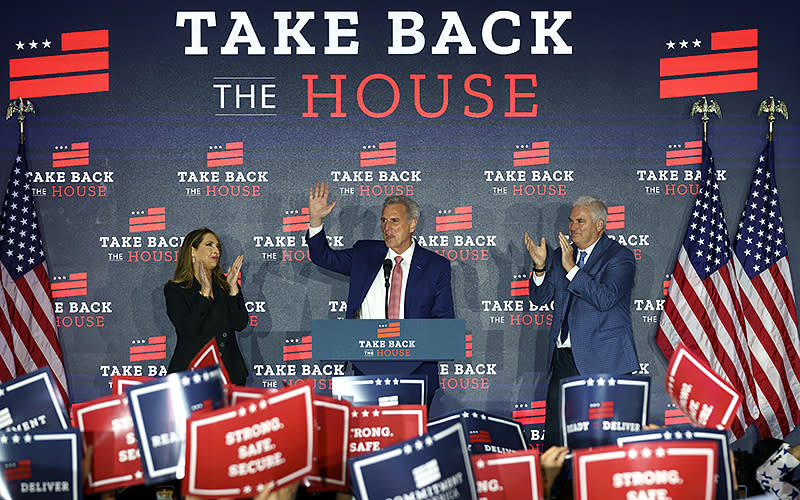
[312,319,466,361]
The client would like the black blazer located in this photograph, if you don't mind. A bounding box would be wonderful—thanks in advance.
[164,278,249,385]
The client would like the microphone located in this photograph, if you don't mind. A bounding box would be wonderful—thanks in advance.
[383,259,393,318]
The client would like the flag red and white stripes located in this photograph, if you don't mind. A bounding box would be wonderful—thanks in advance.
[0,144,68,402]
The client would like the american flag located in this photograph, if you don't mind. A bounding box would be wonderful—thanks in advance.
[732,140,800,439]
[0,144,68,402]
[656,141,760,438]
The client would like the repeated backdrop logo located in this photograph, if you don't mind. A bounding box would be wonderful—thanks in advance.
[415,205,496,263]
[51,272,111,329]
[636,140,727,197]
[484,141,572,197]
[251,333,345,393]
[177,141,268,198]
[29,141,114,198]
[329,141,418,198]
[253,202,344,264]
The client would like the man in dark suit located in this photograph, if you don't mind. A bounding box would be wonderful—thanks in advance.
[525,196,638,451]
[306,182,455,405]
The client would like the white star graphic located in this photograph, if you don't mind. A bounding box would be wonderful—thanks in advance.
[362,409,369,417]
[414,440,424,450]
[692,38,701,47]
[403,443,413,455]
[679,40,688,49]
[0,435,6,444]
[29,40,38,49]
[656,447,666,457]
[476,459,485,468]
[238,407,247,417]
[16,41,24,50]
[372,409,380,417]
[42,39,52,49]
[627,449,638,459]
[352,410,359,418]
[666,40,675,49]
[375,378,382,386]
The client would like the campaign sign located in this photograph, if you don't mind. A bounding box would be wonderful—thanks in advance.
[71,394,144,493]
[331,375,426,406]
[0,429,82,500]
[349,422,478,500]
[428,409,526,455]
[227,385,279,406]
[189,338,232,386]
[471,449,543,500]
[348,405,427,458]
[561,374,649,449]
[616,427,733,500]
[126,365,226,484]
[0,367,69,433]
[573,441,718,500]
[666,343,742,430]
[183,380,315,498]
[111,375,155,396]
[306,395,352,492]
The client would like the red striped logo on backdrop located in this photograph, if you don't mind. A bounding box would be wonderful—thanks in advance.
[513,141,550,167]
[282,208,309,233]
[435,207,472,232]
[9,30,109,99]
[207,142,243,168]
[666,141,703,167]
[129,336,167,362]
[128,207,166,233]
[51,273,88,298]
[360,142,396,167]
[283,336,312,361]
[376,322,401,339]
[512,400,547,425]
[52,142,89,168]
[606,206,625,230]
[665,407,692,426]
[511,274,530,297]
[660,29,758,99]
[464,333,473,358]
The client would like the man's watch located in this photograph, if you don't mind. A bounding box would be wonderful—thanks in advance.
[532,264,546,273]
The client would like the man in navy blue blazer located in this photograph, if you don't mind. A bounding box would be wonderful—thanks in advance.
[305,182,455,405]
[525,196,638,451]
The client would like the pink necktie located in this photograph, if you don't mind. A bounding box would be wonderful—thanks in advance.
[388,256,403,319]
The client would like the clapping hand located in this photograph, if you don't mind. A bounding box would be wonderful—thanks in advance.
[524,232,547,273]
[226,254,244,296]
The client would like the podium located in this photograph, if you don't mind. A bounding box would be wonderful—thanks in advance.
[311,318,467,361]
[312,319,467,407]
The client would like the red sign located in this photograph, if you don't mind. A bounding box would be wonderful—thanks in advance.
[71,394,145,494]
[573,441,718,500]
[189,337,232,385]
[183,381,315,498]
[666,343,742,430]
[111,375,156,396]
[347,405,427,458]
[471,449,543,500]
[306,396,352,492]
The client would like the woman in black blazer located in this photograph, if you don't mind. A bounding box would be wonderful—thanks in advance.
[164,228,249,385]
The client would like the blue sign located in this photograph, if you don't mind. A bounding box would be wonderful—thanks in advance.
[561,374,650,449]
[331,375,426,406]
[0,428,82,499]
[0,367,69,433]
[349,422,477,500]
[428,409,526,454]
[126,365,226,484]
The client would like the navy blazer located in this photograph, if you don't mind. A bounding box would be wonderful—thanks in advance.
[529,234,638,375]
[306,228,455,319]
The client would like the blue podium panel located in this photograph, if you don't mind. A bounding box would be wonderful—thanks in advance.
[312,319,466,361]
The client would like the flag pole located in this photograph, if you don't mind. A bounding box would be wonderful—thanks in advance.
[758,96,788,141]
[5,97,36,145]
[690,96,722,142]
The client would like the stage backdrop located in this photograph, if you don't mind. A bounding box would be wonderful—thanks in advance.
[2,1,799,450]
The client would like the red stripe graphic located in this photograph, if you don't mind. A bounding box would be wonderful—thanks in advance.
[470,430,492,443]
[513,400,547,425]
[282,335,312,361]
[62,30,109,51]
[207,142,244,168]
[513,141,550,167]
[664,408,692,425]
[663,280,671,297]
[8,30,110,99]
[129,207,166,233]
[588,401,614,420]
[51,272,88,298]
[666,140,703,167]
[659,29,758,99]
[435,206,473,232]
[511,275,529,297]
[465,333,473,358]
[711,29,758,50]
[3,460,32,481]
[129,336,167,362]
[377,322,401,338]
[606,205,625,230]
[359,141,396,167]
[52,142,90,168]
[282,208,310,233]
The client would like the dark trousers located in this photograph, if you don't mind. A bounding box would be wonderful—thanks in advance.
[543,347,580,451]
